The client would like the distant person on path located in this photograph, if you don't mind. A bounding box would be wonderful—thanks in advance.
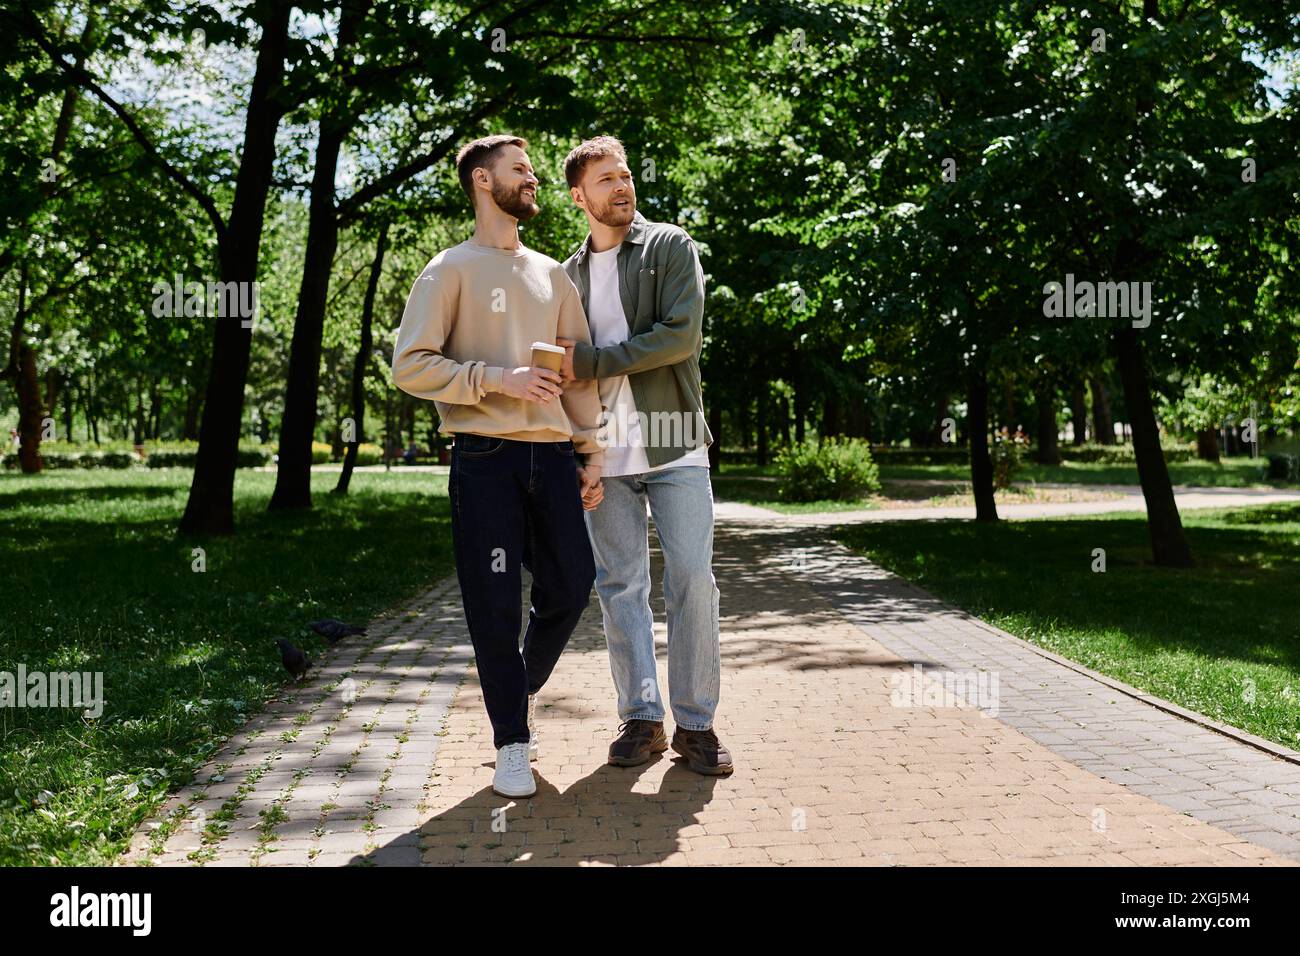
[392,134,606,798]
[556,136,731,776]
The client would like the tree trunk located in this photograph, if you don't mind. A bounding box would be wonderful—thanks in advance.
[63,380,74,443]
[269,129,346,510]
[17,344,45,473]
[132,378,148,444]
[270,3,365,511]
[148,384,162,439]
[841,398,869,440]
[1107,0,1192,568]
[44,368,61,440]
[821,394,841,440]
[1114,325,1193,567]
[968,367,998,522]
[1070,379,1087,445]
[84,371,99,444]
[756,395,769,467]
[179,1,292,535]
[383,387,395,463]
[336,220,387,495]
[181,377,201,441]
[1090,376,1114,445]
[929,392,949,446]
[1196,427,1219,463]
[793,356,806,445]
[0,11,96,464]
[1034,384,1061,465]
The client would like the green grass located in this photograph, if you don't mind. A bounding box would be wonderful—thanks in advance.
[710,457,1285,512]
[0,468,453,866]
[834,503,1300,749]
[710,468,880,513]
[876,456,1277,487]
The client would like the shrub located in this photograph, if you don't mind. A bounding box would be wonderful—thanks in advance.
[44,452,85,469]
[3,440,272,470]
[992,428,1030,489]
[1059,442,1195,465]
[147,444,271,469]
[78,451,135,469]
[236,446,272,468]
[776,438,880,502]
[311,441,334,464]
[1266,453,1299,483]
[354,443,383,466]
[145,450,195,468]
[868,446,969,466]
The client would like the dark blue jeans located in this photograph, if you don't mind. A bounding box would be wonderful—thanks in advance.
[449,434,596,748]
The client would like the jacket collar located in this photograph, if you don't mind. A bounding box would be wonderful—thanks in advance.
[574,211,648,262]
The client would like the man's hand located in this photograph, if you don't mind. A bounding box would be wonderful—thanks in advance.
[556,337,578,383]
[577,462,604,510]
[500,366,563,403]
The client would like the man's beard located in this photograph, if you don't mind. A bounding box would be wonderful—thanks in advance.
[492,180,539,221]
[591,194,635,227]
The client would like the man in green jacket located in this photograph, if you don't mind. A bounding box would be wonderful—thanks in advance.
[556,136,731,775]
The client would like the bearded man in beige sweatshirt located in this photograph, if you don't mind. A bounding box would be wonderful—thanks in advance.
[392,134,605,798]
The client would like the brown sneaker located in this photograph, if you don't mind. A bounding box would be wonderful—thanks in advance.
[671,727,734,776]
[607,719,668,767]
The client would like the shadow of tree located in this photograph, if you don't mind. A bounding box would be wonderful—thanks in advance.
[0,482,185,510]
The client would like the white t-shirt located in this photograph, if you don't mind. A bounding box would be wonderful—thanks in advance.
[586,246,710,478]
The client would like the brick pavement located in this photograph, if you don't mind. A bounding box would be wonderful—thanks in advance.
[125,505,1299,866]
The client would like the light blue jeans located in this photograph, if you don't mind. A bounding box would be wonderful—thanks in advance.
[583,466,721,731]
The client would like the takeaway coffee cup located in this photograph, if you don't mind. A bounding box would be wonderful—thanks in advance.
[531,341,565,373]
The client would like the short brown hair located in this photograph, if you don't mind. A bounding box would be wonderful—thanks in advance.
[455,134,529,202]
[563,136,627,189]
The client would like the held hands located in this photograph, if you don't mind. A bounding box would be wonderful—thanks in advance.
[500,366,563,403]
[556,338,577,384]
[576,462,604,511]
[499,361,599,508]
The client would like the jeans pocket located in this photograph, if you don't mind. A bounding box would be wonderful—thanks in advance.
[553,440,575,456]
[456,434,505,457]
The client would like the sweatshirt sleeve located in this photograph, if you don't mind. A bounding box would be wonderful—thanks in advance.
[556,278,606,468]
[392,262,505,403]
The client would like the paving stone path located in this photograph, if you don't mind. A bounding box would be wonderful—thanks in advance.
[124,495,1300,866]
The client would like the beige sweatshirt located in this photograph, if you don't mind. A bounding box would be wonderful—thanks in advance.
[391,240,605,467]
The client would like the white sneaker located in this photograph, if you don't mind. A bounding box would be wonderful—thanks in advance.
[527,693,539,762]
[493,742,536,798]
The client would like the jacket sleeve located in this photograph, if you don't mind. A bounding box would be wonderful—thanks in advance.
[556,279,606,468]
[571,229,704,380]
[391,262,505,402]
